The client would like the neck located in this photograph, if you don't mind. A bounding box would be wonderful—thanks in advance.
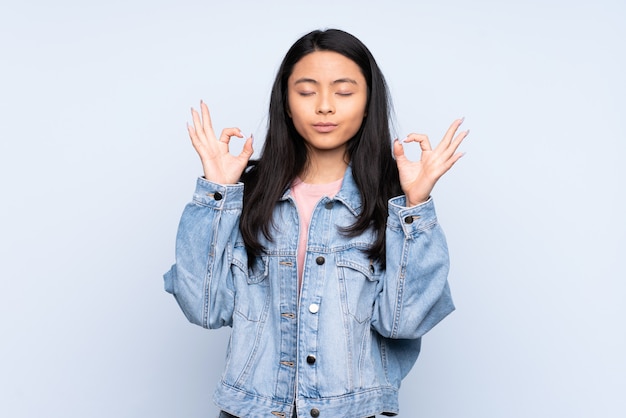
[300,148,348,184]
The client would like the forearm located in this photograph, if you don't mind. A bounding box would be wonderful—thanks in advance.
[164,177,244,328]
[371,196,455,339]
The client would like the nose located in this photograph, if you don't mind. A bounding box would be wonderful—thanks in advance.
[316,93,335,115]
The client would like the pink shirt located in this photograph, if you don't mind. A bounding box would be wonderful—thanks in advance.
[291,177,343,289]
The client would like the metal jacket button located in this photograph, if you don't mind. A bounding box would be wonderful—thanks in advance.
[213,192,223,201]
[315,256,325,265]
[403,215,413,224]
[308,303,319,314]
[310,408,320,417]
[306,355,316,364]
[324,201,333,209]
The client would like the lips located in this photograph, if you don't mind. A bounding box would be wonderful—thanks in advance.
[312,123,338,133]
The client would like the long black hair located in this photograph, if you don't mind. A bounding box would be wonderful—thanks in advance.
[240,29,402,266]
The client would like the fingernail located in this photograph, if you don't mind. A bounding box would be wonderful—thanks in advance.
[251,133,255,144]
[459,116,465,125]
[465,129,470,136]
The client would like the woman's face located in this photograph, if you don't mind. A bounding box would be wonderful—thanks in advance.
[287,51,368,156]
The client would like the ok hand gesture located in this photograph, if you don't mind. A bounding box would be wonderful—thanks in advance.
[393,118,468,207]
[187,101,254,185]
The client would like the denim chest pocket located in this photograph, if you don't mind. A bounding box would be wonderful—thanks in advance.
[336,251,380,323]
[232,255,270,322]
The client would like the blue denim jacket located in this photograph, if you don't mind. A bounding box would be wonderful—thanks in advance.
[164,167,454,418]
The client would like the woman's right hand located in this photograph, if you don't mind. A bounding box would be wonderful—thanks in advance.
[187,100,254,184]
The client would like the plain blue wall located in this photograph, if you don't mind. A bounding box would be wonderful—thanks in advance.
[1,1,624,417]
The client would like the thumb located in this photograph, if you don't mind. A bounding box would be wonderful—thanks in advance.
[393,139,407,162]
[238,134,254,161]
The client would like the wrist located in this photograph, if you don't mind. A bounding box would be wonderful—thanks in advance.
[406,190,430,207]
[407,197,429,207]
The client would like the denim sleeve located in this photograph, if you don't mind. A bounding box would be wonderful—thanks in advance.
[163,177,245,329]
[370,196,455,340]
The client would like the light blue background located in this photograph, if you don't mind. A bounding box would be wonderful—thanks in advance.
[1,1,624,417]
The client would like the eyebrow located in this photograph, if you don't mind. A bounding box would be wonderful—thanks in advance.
[293,77,358,85]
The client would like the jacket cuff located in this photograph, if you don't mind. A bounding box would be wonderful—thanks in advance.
[192,177,244,210]
[388,196,438,237]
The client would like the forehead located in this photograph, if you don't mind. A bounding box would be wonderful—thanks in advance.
[289,51,364,82]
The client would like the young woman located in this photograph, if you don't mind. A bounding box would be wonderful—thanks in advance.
[164,29,467,418]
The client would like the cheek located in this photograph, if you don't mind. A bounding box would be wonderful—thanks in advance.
[288,102,309,127]
[349,103,368,126]
[345,96,367,119]
[287,104,307,136]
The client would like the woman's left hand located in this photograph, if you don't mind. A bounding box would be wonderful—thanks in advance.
[393,118,469,207]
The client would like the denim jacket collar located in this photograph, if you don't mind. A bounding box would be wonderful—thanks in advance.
[280,165,362,216]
